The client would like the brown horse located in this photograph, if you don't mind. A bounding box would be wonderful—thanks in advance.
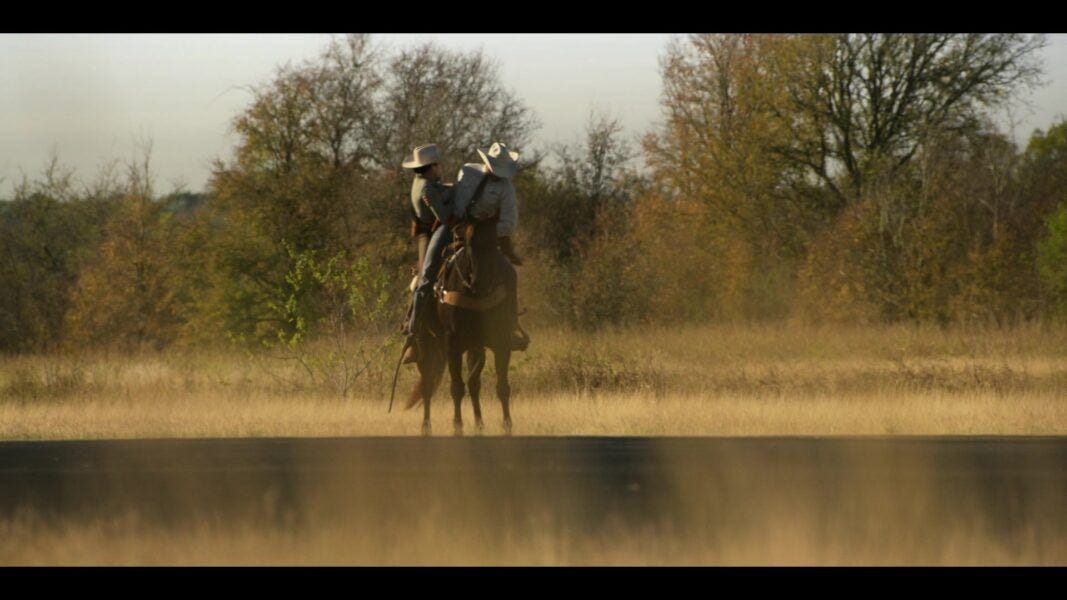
[404,214,516,435]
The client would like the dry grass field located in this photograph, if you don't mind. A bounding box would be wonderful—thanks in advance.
[3,323,1066,565]
[2,322,1066,438]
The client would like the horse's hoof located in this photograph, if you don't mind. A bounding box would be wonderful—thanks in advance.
[421,422,432,437]
[453,421,464,437]
[503,419,513,436]
[475,419,485,432]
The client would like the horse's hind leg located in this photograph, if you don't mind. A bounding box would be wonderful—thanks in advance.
[467,348,486,431]
[416,343,442,437]
[421,370,433,436]
[448,345,466,436]
[494,348,513,435]
[418,375,431,437]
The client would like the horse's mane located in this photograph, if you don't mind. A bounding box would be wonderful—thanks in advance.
[452,212,501,298]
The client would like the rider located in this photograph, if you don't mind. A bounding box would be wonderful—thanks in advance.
[403,144,450,284]
[402,143,454,364]
[451,142,527,350]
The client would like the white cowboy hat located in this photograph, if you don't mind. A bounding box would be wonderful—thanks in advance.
[477,142,519,178]
[402,144,442,169]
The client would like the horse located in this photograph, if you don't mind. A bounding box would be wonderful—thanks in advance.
[402,212,516,436]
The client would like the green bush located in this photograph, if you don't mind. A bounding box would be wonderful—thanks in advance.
[1037,202,1067,317]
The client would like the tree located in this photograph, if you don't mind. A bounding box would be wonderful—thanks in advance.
[525,110,637,265]
[518,110,648,328]
[767,34,1046,211]
[1029,120,1067,317]
[0,155,116,352]
[372,42,540,174]
[647,34,1050,323]
[65,150,189,350]
[645,35,808,318]
[1038,204,1067,318]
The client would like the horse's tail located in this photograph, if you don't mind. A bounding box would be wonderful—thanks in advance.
[405,339,446,410]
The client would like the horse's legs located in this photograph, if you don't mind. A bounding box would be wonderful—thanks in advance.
[467,348,486,430]
[417,344,440,437]
[420,397,432,436]
[448,344,466,436]
[421,369,432,436]
[494,347,513,434]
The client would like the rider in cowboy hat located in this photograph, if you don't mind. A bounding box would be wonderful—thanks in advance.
[403,144,450,279]
[451,142,528,350]
[402,143,454,364]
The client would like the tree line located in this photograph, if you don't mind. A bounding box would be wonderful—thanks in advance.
[2,33,1066,354]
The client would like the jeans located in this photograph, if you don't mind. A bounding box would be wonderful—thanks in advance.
[407,225,453,335]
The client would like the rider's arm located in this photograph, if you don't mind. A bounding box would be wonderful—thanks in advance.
[451,164,479,222]
[410,176,431,222]
[496,179,518,238]
[423,181,454,226]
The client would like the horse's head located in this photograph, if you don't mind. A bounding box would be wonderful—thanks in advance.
[456,209,501,297]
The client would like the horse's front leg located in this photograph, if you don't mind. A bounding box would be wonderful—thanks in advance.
[418,343,437,437]
[467,348,486,431]
[494,347,513,435]
[448,342,466,436]
[421,376,432,436]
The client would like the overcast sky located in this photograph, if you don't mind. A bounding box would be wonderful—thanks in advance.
[1,34,1064,195]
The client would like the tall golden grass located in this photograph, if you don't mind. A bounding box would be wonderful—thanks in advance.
[1,322,1065,438]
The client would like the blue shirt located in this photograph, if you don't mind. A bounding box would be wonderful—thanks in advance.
[452,163,518,237]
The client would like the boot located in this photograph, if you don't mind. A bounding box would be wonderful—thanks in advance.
[499,254,528,352]
[508,299,528,351]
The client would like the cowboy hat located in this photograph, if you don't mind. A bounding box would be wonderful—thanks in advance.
[477,142,519,178]
[402,144,442,169]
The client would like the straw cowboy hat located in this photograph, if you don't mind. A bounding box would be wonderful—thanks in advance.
[402,144,442,169]
[477,142,519,178]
